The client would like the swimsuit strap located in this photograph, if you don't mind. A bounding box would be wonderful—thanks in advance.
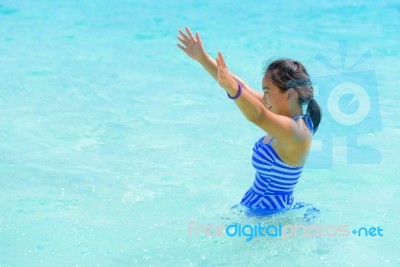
[293,114,314,133]
[292,114,305,120]
[269,114,303,145]
[269,114,311,145]
[268,136,274,145]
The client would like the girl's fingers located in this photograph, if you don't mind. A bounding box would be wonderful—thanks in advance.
[216,56,222,68]
[176,36,187,45]
[219,51,227,68]
[176,44,186,52]
[196,32,202,44]
[217,51,227,68]
[185,26,195,41]
[178,29,190,41]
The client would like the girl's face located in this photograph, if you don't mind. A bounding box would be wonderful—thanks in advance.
[261,76,288,115]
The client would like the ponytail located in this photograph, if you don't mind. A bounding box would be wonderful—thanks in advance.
[306,99,321,134]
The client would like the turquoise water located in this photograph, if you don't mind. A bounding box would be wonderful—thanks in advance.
[0,0,399,266]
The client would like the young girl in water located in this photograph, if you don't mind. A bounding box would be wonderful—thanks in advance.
[177,27,321,216]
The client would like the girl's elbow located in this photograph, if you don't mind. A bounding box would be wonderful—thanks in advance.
[247,113,261,124]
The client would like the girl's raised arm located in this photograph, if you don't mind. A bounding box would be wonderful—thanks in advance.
[177,27,263,103]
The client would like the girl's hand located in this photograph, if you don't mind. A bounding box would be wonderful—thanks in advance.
[176,27,206,62]
[216,51,237,91]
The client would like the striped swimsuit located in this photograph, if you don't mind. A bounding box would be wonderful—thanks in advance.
[240,114,314,215]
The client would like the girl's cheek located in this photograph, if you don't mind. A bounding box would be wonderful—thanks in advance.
[263,95,272,110]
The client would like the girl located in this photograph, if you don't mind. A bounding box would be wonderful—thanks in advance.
[177,27,321,216]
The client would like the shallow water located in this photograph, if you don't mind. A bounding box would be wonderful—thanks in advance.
[0,0,399,266]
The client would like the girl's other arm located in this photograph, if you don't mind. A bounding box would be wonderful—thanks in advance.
[198,53,264,103]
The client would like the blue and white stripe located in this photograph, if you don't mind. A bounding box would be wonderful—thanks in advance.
[240,114,314,212]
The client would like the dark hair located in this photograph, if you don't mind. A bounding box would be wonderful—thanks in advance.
[263,58,321,134]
